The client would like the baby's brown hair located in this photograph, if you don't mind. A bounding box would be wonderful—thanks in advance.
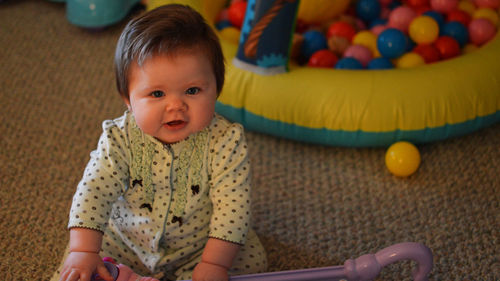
[114,4,225,100]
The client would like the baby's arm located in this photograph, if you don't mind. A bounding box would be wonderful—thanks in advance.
[192,238,241,281]
[59,228,114,281]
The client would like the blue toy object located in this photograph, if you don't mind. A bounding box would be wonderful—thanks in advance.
[335,57,364,69]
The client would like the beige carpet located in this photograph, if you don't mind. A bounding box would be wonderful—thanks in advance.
[1,1,499,280]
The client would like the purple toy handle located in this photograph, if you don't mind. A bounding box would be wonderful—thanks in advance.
[181,242,432,281]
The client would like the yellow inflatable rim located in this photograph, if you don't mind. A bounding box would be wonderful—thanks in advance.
[205,0,500,146]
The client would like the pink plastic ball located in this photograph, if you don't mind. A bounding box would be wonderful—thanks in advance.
[388,6,418,32]
[474,0,500,9]
[468,18,497,45]
[371,24,389,35]
[430,0,458,13]
[344,44,373,67]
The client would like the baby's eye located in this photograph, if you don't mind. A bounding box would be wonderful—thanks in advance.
[151,90,164,98]
[185,87,200,95]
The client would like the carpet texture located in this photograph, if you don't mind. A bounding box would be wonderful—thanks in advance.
[0,1,499,280]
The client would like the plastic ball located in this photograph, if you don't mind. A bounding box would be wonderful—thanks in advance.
[215,20,232,30]
[388,6,418,32]
[468,18,497,45]
[377,28,408,58]
[385,141,421,177]
[434,36,461,59]
[474,0,500,9]
[458,0,477,15]
[441,21,469,47]
[328,36,351,57]
[371,24,389,35]
[228,1,247,29]
[413,44,441,63]
[357,0,382,23]
[308,50,339,68]
[367,57,394,69]
[423,10,446,27]
[379,0,393,6]
[353,30,379,55]
[335,57,364,69]
[409,16,440,44]
[218,27,241,45]
[327,21,357,41]
[430,0,459,13]
[344,45,374,67]
[473,8,499,25]
[297,0,351,24]
[301,30,328,60]
[407,0,430,7]
[447,9,472,26]
[395,52,426,68]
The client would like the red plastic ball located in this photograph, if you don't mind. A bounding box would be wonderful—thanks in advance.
[327,21,357,42]
[407,0,430,8]
[228,1,247,29]
[413,44,441,63]
[308,50,339,68]
[434,36,461,59]
[447,9,472,26]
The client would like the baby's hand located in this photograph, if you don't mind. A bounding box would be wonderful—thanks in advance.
[192,261,229,281]
[59,251,114,281]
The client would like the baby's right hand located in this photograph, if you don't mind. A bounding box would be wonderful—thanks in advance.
[59,251,114,281]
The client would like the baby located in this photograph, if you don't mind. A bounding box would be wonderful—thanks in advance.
[52,4,267,281]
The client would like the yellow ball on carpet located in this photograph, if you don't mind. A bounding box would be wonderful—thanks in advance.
[385,141,421,177]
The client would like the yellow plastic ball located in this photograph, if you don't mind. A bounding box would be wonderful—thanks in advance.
[385,141,421,177]
[473,8,499,26]
[458,0,476,16]
[353,31,378,56]
[298,0,351,24]
[395,53,425,68]
[409,16,440,44]
[218,27,241,45]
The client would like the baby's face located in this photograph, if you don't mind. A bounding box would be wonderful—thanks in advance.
[125,51,217,144]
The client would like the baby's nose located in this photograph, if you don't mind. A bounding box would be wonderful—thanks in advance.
[165,96,187,111]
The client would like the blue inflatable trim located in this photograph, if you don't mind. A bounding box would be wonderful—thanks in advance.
[216,102,500,147]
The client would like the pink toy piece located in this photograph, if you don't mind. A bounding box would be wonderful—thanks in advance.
[180,242,433,281]
[91,262,159,281]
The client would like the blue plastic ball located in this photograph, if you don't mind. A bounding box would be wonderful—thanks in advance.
[377,28,408,59]
[335,57,364,69]
[215,20,232,30]
[357,0,381,23]
[370,18,387,28]
[367,57,394,69]
[423,11,445,28]
[301,30,328,60]
[441,21,469,47]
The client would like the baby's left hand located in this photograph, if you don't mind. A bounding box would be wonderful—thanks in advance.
[192,261,228,281]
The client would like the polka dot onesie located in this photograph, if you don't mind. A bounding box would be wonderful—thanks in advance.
[51,111,267,280]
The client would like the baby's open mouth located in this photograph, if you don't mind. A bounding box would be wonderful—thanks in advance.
[164,120,186,130]
[167,120,184,126]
